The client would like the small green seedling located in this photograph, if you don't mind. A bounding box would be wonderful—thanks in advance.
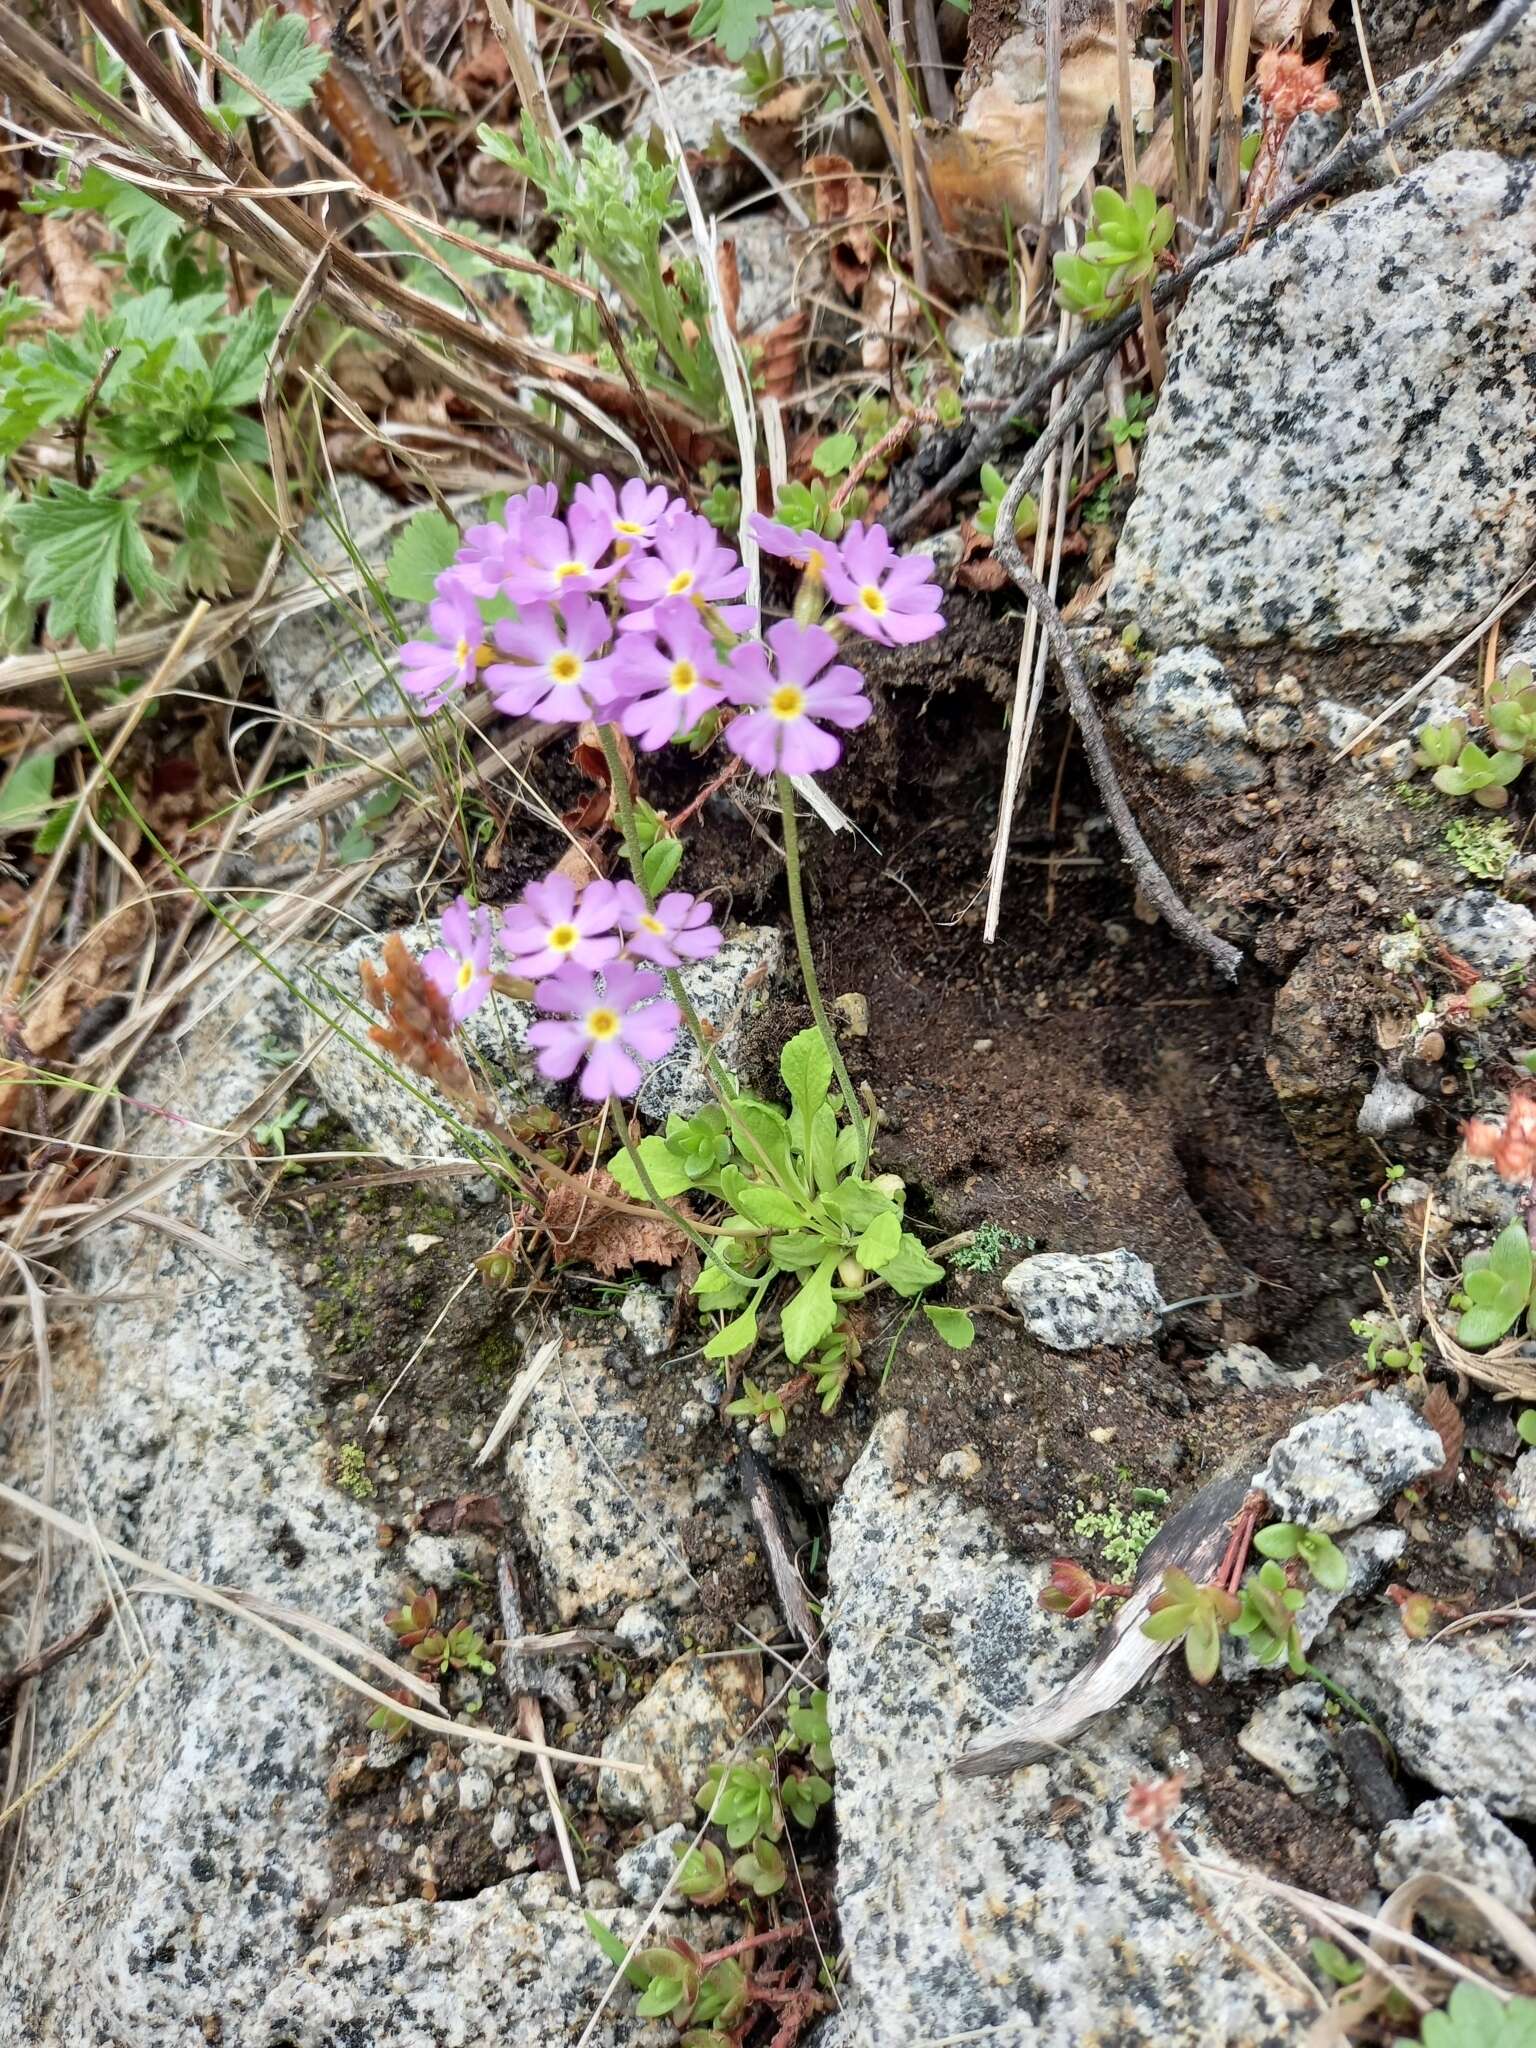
[975,462,1038,541]
[1401,1982,1536,2048]
[1053,185,1174,320]
[1310,1938,1364,1988]
[1229,1559,1307,1673]
[724,1376,787,1436]
[1107,391,1155,444]
[696,1755,781,1849]
[1413,719,1468,770]
[1455,1216,1533,1350]
[1253,1521,1349,1592]
[1432,740,1524,807]
[1142,1567,1240,1683]
[1517,1409,1536,1447]
[1488,665,1536,758]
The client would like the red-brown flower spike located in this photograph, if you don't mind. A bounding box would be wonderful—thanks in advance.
[1464,1092,1536,1184]
[1126,1773,1187,1834]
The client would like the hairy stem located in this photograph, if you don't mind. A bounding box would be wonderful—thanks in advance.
[775,772,869,1172]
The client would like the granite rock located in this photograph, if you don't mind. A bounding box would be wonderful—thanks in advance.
[1252,1392,1444,1532]
[1113,647,1267,792]
[1203,1343,1321,1392]
[0,959,399,2046]
[1441,1137,1526,1227]
[256,1874,670,2046]
[1359,3,1536,169]
[1317,1611,1536,1818]
[1357,1073,1424,1138]
[825,1412,1312,2047]
[1432,889,1536,975]
[958,329,1059,407]
[1237,1683,1348,1810]
[1109,154,1536,647]
[1000,1248,1163,1351]
[303,922,783,1165]
[1375,1796,1536,1940]
[1503,1450,1536,1540]
[598,1651,763,1828]
[615,1824,692,1910]
[505,1344,756,1625]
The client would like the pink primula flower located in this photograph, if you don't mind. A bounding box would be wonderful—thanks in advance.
[821,519,944,646]
[484,597,622,723]
[501,872,622,981]
[619,510,755,633]
[725,620,871,777]
[528,962,681,1101]
[573,475,680,555]
[610,881,722,968]
[613,600,728,751]
[500,506,622,607]
[450,483,560,599]
[421,896,495,1021]
[398,581,490,712]
[748,514,843,583]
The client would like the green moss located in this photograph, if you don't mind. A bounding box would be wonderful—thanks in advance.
[1442,814,1515,881]
[336,1440,375,1500]
[1072,1499,1161,1576]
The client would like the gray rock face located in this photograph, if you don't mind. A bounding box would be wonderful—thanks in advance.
[505,1345,755,1625]
[0,961,400,2046]
[598,1651,763,1828]
[1504,1449,1536,1539]
[256,1874,666,2045]
[1441,1136,1525,1227]
[825,1412,1311,2047]
[1237,1683,1347,1810]
[1109,154,1536,647]
[958,329,1059,407]
[1113,647,1267,792]
[1375,1796,1536,1940]
[1318,1612,1536,1819]
[1433,889,1536,975]
[615,1824,691,1909]
[1203,1343,1321,1392]
[1362,3,1536,167]
[1252,1392,1444,1532]
[1357,1073,1424,1138]
[304,921,783,1165]
[1000,1248,1163,1351]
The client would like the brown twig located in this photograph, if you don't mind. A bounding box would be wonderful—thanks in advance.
[0,1600,110,1705]
[696,1914,831,1969]
[891,0,1536,537]
[70,346,119,487]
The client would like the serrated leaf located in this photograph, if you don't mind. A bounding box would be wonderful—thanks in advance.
[781,1256,838,1362]
[608,1133,692,1200]
[923,1304,974,1349]
[218,11,330,121]
[10,482,157,650]
[385,507,461,604]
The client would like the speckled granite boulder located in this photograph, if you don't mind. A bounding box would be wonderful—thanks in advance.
[1109,154,1536,647]
[1203,1343,1321,1392]
[1504,1449,1536,1540]
[1356,3,1536,170]
[504,1345,755,1626]
[1433,889,1536,975]
[1375,1796,1536,1939]
[1252,1392,1443,1532]
[1113,647,1267,792]
[257,1874,677,2045]
[0,959,400,2046]
[615,1823,691,1909]
[598,1650,763,1828]
[303,922,783,1165]
[1000,1248,1163,1351]
[1318,1612,1536,1818]
[824,1412,1313,2047]
[1238,1684,1348,1810]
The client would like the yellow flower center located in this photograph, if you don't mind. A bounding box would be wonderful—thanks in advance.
[804,548,826,577]
[549,653,583,684]
[770,684,806,720]
[456,960,475,991]
[669,660,700,695]
[454,637,471,665]
[474,643,494,670]
[860,584,887,616]
[548,923,579,953]
[615,519,646,538]
[555,560,587,582]
[666,569,695,597]
[585,1006,621,1041]
[639,914,666,936]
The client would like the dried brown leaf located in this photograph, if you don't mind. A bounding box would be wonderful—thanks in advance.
[1422,1382,1464,1491]
[805,153,880,298]
[1250,0,1335,46]
[420,1492,507,1533]
[543,1167,693,1278]
[744,309,808,401]
[37,212,115,322]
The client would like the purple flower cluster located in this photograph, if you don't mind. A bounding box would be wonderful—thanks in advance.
[422,867,723,1099]
[397,477,944,779]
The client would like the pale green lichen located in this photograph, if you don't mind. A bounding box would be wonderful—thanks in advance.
[1442,814,1515,881]
[336,1440,375,1500]
[1072,1500,1161,1577]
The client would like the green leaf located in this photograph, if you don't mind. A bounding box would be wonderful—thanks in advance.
[10,482,157,650]
[1253,1524,1300,1562]
[729,1179,805,1230]
[733,1100,798,1191]
[781,1256,839,1362]
[811,432,858,478]
[780,1027,833,1145]
[703,1305,758,1359]
[1455,1217,1531,1348]
[923,1305,975,1349]
[767,1231,826,1272]
[880,1232,946,1299]
[582,1912,650,1990]
[218,10,330,121]
[855,1209,902,1271]
[385,507,461,604]
[634,0,775,60]
[608,1133,693,1199]
[0,750,55,830]
[31,167,184,278]
[642,836,685,895]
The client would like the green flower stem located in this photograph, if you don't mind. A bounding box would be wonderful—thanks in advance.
[610,1100,754,1289]
[774,772,869,1175]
